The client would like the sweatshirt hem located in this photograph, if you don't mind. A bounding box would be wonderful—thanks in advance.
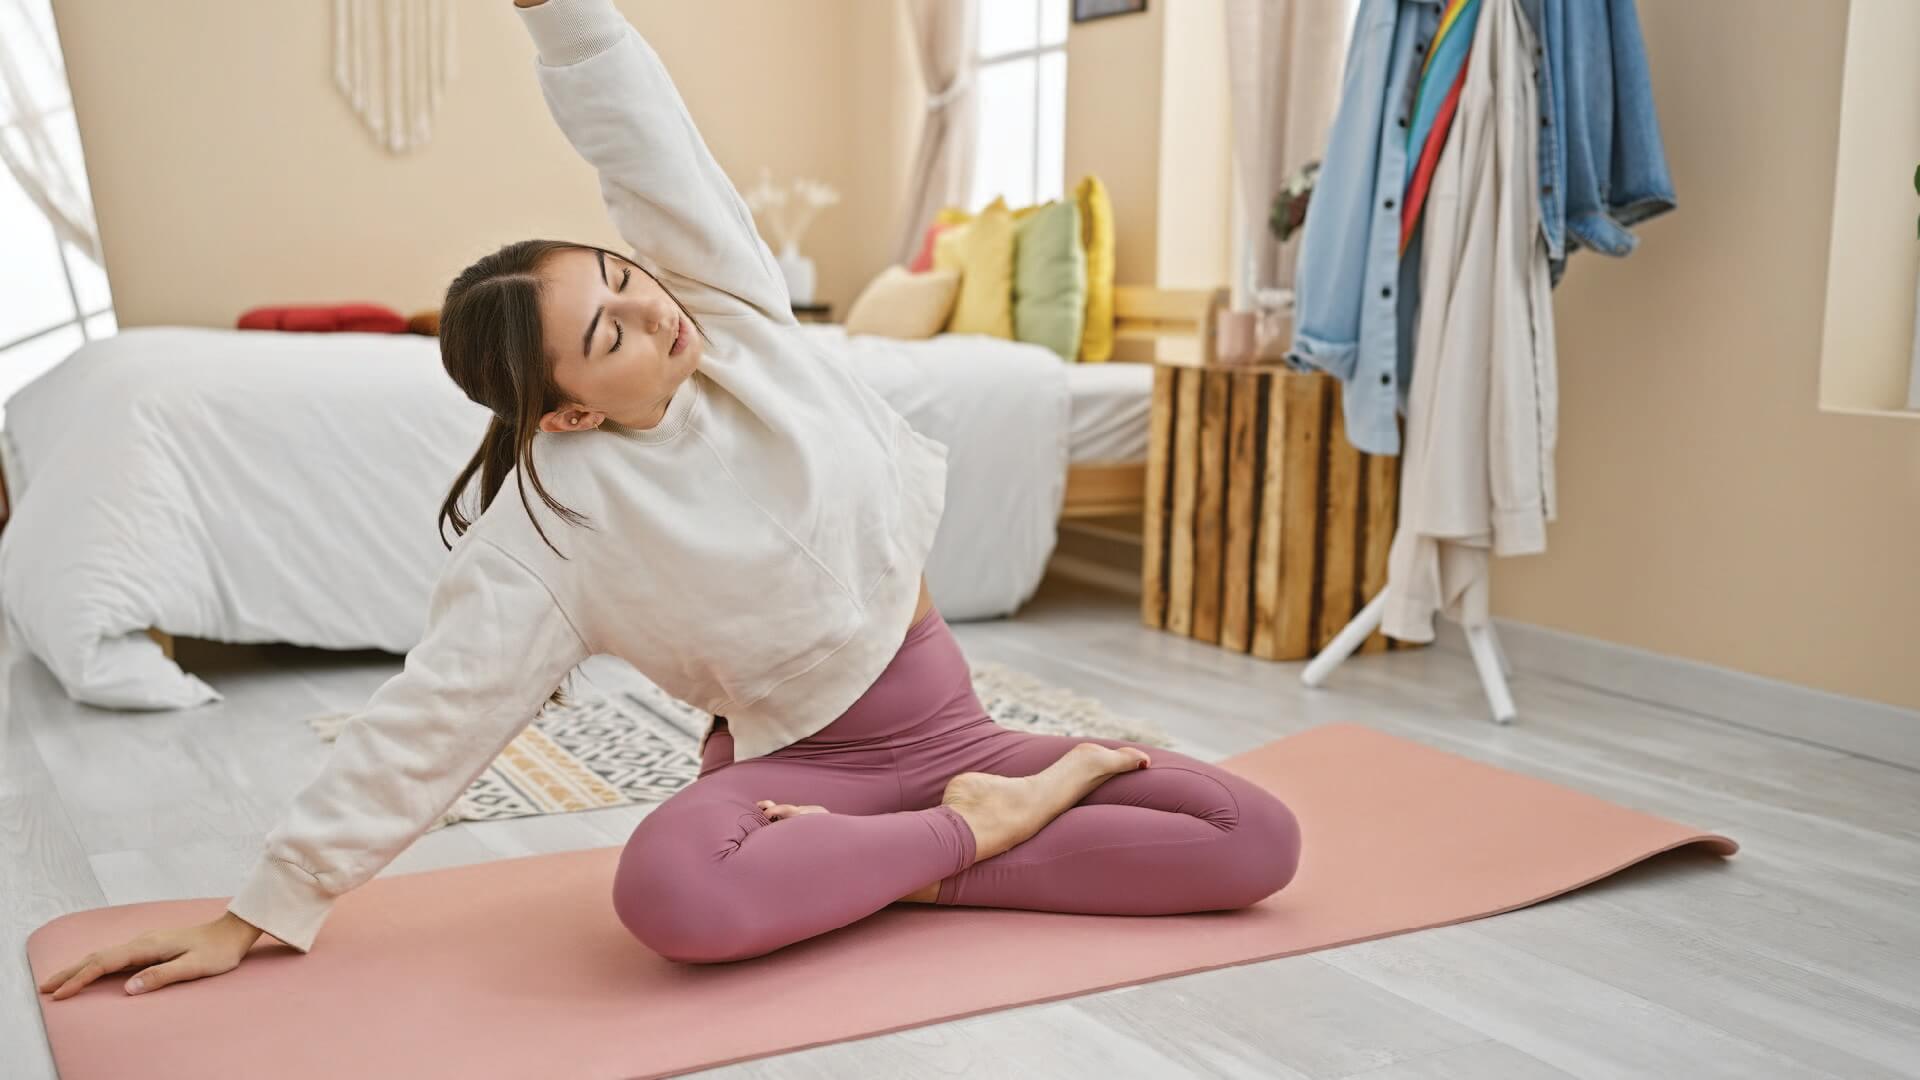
[227,855,334,954]
[727,423,948,761]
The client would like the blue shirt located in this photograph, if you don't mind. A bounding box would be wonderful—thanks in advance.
[1520,0,1676,284]
[1288,0,1442,457]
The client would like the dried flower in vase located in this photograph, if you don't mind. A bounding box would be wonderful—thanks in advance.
[744,168,842,256]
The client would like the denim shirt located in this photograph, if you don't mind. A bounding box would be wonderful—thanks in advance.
[1288,0,1441,456]
[1519,0,1675,284]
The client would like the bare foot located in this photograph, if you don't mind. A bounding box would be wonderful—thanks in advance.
[940,743,1151,863]
[755,799,828,822]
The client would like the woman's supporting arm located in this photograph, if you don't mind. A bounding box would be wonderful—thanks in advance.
[226,536,590,952]
[514,0,794,323]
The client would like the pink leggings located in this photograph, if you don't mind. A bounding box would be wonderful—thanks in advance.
[611,609,1303,964]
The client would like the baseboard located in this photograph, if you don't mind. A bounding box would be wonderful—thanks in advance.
[1432,618,1920,771]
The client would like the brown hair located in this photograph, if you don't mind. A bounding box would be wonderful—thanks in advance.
[434,239,698,558]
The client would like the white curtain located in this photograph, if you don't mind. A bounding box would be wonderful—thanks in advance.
[0,0,101,266]
[894,0,979,266]
[1224,0,1347,309]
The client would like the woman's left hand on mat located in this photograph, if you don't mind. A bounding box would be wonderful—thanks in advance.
[756,799,828,822]
[37,912,263,1000]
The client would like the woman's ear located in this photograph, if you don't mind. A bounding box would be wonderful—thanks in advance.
[538,406,605,433]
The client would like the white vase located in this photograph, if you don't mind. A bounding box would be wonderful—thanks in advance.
[777,245,816,306]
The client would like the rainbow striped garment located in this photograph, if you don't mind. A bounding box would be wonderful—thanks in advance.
[1400,0,1483,254]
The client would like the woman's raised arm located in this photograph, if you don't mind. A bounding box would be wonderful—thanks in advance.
[514,0,794,323]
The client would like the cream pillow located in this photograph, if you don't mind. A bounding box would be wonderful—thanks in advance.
[842,266,962,340]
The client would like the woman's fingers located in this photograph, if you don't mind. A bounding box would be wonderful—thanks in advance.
[37,958,87,993]
[42,937,179,1000]
[125,953,222,996]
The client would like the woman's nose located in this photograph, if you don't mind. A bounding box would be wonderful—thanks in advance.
[636,300,668,334]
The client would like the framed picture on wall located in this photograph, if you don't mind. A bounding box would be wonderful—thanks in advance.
[1073,0,1147,23]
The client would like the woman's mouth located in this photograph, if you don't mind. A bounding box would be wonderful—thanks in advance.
[668,317,689,358]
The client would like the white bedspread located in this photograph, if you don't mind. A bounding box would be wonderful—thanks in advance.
[0,325,1068,709]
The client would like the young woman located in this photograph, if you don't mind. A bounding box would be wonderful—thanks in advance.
[39,0,1301,999]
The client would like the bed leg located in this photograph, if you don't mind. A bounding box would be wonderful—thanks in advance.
[145,628,175,659]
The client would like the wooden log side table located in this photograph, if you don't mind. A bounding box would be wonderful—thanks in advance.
[1140,359,1414,660]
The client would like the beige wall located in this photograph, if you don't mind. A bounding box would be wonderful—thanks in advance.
[1062,4,1165,286]
[53,0,911,328]
[59,0,1208,323]
[1492,0,1920,709]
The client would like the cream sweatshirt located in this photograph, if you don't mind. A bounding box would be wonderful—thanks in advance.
[225,0,949,953]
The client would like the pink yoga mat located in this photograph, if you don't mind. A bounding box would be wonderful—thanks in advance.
[28,723,1736,1079]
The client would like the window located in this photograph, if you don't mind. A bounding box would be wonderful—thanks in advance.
[0,0,114,416]
[968,0,1068,211]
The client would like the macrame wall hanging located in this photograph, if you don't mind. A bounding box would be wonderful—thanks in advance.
[331,0,457,154]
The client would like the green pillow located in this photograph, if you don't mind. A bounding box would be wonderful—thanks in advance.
[1012,199,1087,361]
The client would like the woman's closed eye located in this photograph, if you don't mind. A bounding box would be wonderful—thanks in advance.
[607,267,632,353]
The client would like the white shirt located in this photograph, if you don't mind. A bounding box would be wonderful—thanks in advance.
[227,0,949,953]
[1382,0,1556,642]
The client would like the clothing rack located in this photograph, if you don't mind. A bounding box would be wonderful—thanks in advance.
[1301,587,1517,724]
[1282,0,1670,729]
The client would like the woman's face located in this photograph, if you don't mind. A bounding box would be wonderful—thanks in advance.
[535,247,701,432]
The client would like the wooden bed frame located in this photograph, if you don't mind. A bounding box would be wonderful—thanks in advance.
[1059,285,1225,520]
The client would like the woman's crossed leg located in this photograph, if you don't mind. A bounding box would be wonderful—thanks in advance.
[611,718,1300,964]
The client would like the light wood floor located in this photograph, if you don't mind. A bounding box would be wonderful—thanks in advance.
[5,575,1918,1079]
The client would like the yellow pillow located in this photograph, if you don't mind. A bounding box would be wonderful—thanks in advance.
[843,266,961,339]
[931,221,969,272]
[937,197,1015,338]
[1074,175,1117,362]
[937,177,1116,359]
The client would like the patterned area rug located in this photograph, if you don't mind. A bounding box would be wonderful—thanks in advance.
[306,661,1175,831]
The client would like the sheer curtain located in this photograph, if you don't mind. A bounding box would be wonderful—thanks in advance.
[0,0,113,427]
[1224,0,1350,312]
[0,0,99,266]
[894,0,979,266]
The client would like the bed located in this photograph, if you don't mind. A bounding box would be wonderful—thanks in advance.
[0,286,1213,710]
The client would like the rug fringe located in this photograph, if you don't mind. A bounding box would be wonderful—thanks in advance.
[967,661,1175,748]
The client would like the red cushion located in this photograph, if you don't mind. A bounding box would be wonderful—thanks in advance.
[236,303,408,334]
[908,223,950,273]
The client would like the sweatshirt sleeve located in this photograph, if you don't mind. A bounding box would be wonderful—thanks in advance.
[226,536,589,953]
[516,0,795,324]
